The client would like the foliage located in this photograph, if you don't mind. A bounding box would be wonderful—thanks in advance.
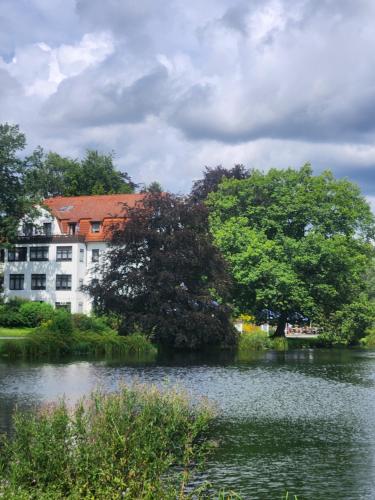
[24,148,136,198]
[319,294,375,345]
[39,309,74,335]
[0,123,34,243]
[191,164,249,203]
[18,301,54,327]
[208,165,375,338]
[71,313,111,333]
[87,192,237,350]
[0,331,156,359]
[0,385,213,499]
[360,328,375,348]
[238,330,271,352]
[141,181,163,193]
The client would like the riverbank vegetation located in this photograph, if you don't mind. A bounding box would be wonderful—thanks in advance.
[0,300,156,359]
[207,165,375,344]
[1,122,375,350]
[0,385,214,499]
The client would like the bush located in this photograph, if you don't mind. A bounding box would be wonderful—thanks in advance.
[360,328,375,348]
[0,385,214,499]
[238,329,271,352]
[72,313,111,333]
[39,309,73,335]
[0,304,24,327]
[19,302,54,327]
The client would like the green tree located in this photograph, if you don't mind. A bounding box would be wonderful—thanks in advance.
[86,193,237,350]
[0,124,32,243]
[208,165,375,339]
[25,149,135,198]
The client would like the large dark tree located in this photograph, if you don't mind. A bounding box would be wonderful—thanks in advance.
[191,164,249,202]
[87,193,237,350]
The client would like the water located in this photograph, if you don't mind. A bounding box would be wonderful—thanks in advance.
[1,349,375,499]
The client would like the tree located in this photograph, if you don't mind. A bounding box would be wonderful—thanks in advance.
[87,193,237,350]
[140,181,163,194]
[0,124,31,243]
[191,164,249,202]
[208,165,375,339]
[25,149,136,198]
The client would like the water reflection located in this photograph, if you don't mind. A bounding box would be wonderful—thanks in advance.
[1,349,375,499]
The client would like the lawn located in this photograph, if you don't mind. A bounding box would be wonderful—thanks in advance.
[0,327,34,337]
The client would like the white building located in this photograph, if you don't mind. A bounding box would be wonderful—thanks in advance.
[2,194,144,314]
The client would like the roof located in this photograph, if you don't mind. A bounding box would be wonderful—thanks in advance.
[43,193,145,242]
[44,194,144,221]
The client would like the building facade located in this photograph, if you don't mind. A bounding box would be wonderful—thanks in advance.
[2,194,144,314]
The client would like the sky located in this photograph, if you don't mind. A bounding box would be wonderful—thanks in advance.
[1,0,375,208]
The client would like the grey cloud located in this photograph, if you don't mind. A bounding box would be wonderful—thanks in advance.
[43,65,170,127]
[2,0,375,201]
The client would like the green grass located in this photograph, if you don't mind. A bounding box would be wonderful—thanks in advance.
[0,331,157,359]
[0,327,34,337]
[0,384,214,499]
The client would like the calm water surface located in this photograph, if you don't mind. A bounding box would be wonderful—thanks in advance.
[1,349,375,499]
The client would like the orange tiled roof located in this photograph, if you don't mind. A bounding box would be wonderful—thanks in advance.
[43,194,145,242]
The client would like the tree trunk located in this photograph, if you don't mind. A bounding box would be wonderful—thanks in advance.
[274,313,288,337]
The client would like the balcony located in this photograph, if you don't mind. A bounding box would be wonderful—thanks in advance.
[15,234,86,244]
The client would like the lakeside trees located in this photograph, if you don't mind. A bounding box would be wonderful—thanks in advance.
[0,124,33,244]
[208,165,375,340]
[25,148,135,198]
[86,193,237,350]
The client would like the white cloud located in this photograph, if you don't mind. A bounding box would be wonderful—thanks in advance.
[0,0,374,206]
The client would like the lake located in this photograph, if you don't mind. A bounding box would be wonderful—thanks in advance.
[1,349,375,499]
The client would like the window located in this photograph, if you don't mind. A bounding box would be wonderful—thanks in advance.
[8,247,27,262]
[68,223,77,235]
[90,221,101,233]
[56,274,72,290]
[92,249,100,262]
[31,274,46,290]
[80,248,84,262]
[9,274,24,290]
[0,249,4,262]
[43,223,52,236]
[23,223,34,236]
[56,246,72,261]
[78,279,84,289]
[55,302,71,312]
[30,246,49,261]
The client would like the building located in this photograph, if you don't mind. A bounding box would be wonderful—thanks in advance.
[2,194,144,314]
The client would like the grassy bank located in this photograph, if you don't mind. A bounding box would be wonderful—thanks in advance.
[0,327,34,337]
[238,328,326,358]
[0,331,157,359]
[0,385,214,499]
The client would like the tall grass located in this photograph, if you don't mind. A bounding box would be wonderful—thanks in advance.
[0,331,157,360]
[0,384,214,499]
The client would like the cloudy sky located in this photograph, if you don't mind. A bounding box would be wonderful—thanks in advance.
[1,0,375,206]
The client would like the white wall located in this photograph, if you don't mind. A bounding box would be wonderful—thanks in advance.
[4,242,91,314]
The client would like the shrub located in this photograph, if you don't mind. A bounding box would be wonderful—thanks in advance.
[271,337,289,351]
[238,329,271,352]
[360,328,375,348]
[0,304,24,327]
[0,385,214,499]
[19,301,54,327]
[72,313,111,333]
[39,309,73,335]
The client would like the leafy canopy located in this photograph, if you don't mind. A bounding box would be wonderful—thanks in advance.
[0,123,32,243]
[24,148,135,198]
[208,165,375,337]
[87,193,237,350]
